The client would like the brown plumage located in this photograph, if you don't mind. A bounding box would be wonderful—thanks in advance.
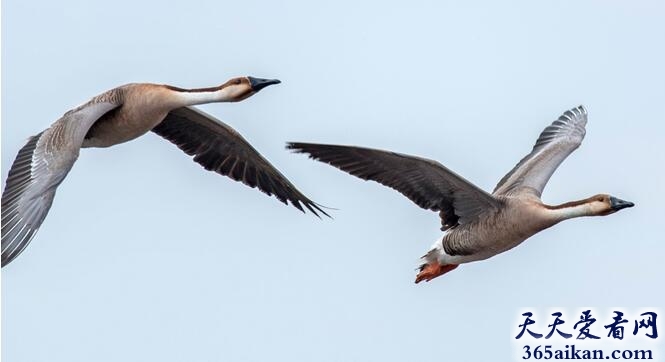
[288,106,634,283]
[2,76,327,267]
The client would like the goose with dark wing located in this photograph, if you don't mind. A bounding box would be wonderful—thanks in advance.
[2,76,327,267]
[288,106,633,283]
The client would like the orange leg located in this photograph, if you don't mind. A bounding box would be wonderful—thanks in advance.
[415,261,459,284]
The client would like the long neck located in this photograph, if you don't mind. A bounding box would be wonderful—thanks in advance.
[544,197,596,222]
[164,85,234,107]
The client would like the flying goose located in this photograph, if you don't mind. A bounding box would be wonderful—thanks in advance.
[288,106,634,283]
[2,76,327,267]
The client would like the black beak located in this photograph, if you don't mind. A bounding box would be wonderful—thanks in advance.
[610,196,635,211]
[248,77,281,92]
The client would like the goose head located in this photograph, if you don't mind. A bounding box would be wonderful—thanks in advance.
[589,194,635,215]
[219,76,281,102]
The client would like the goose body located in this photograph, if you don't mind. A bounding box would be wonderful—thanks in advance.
[80,83,175,148]
[2,76,326,267]
[288,106,634,283]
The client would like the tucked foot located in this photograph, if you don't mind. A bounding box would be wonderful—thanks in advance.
[415,262,459,284]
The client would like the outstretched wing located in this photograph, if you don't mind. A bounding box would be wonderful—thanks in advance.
[152,107,328,217]
[2,100,121,266]
[493,106,588,197]
[287,142,500,230]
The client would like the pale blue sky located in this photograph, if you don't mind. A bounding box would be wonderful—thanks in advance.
[2,1,664,361]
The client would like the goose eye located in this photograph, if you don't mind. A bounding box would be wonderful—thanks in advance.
[234,79,242,85]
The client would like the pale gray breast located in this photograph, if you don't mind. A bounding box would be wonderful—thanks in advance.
[441,196,548,257]
[83,85,171,148]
